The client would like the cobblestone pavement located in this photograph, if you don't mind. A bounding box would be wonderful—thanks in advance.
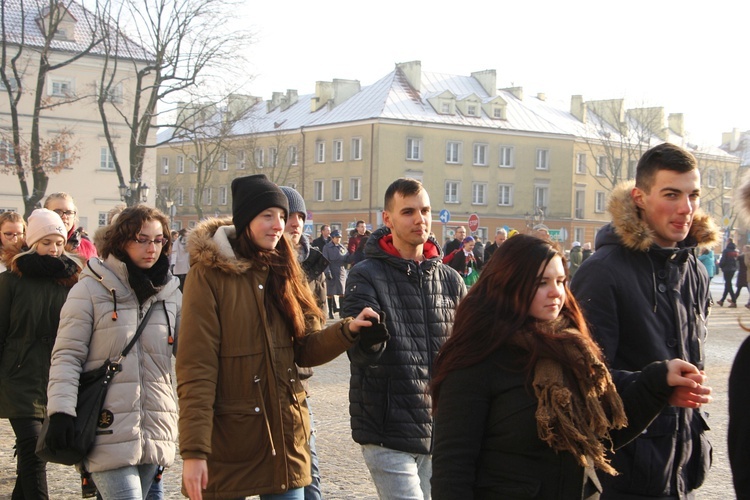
[0,279,745,499]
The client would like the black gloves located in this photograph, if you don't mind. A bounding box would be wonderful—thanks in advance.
[358,312,390,349]
[46,412,75,452]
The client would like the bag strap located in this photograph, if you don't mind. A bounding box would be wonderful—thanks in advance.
[119,301,162,359]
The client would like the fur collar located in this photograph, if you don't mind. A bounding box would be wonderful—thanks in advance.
[607,181,719,252]
[187,216,256,276]
[3,244,80,287]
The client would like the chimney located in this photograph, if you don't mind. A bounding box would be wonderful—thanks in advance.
[471,69,497,97]
[332,79,361,106]
[589,99,625,128]
[502,86,523,100]
[227,94,258,119]
[536,92,546,101]
[311,81,334,112]
[722,128,741,150]
[396,60,422,93]
[280,89,298,111]
[267,91,284,112]
[668,113,685,137]
[570,95,586,123]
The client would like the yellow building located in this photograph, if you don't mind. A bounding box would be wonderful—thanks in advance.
[157,61,740,248]
[0,0,154,229]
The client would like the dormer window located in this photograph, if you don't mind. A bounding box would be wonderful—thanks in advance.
[427,91,456,115]
[441,102,451,114]
[467,104,477,116]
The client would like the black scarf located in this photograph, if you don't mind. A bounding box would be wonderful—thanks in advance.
[122,253,171,305]
[15,252,79,281]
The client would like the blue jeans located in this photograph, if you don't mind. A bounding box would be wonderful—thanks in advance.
[361,444,431,500]
[91,464,159,500]
[305,399,322,500]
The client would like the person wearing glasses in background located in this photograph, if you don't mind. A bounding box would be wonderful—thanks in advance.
[46,205,181,499]
[44,192,98,261]
[0,211,26,272]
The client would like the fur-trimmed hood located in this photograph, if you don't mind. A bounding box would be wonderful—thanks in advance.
[187,216,255,276]
[737,171,750,225]
[603,181,719,252]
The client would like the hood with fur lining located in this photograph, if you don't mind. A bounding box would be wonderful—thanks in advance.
[187,216,256,275]
[606,181,719,252]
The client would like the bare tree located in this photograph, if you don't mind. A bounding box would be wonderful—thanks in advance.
[92,0,251,206]
[238,130,302,186]
[1,0,100,217]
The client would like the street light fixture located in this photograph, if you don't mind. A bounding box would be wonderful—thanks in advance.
[119,179,149,203]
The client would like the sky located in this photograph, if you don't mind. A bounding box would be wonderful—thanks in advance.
[230,0,749,148]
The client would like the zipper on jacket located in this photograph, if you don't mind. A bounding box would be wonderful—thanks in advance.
[254,375,277,456]
[287,368,310,445]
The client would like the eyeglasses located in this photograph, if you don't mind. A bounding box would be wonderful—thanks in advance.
[52,209,77,218]
[2,232,23,239]
[132,236,166,246]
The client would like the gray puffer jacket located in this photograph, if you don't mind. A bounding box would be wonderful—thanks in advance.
[47,255,181,472]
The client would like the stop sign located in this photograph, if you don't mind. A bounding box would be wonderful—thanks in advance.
[468,213,480,232]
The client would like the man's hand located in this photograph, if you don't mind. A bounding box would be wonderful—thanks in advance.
[665,360,712,408]
[183,458,208,500]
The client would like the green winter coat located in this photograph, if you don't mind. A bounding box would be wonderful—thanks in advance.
[0,247,79,419]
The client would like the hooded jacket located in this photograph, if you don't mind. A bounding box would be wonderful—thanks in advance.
[46,254,181,473]
[570,182,718,499]
[342,226,466,454]
[175,218,358,499]
[0,246,79,419]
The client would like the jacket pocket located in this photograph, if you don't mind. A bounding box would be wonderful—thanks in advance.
[213,400,271,465]
[475,470,541,499]
[686,410,712,490]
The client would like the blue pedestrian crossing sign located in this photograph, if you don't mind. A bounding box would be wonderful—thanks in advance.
[439,209,451,224]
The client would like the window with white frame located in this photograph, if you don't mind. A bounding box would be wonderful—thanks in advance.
[99,147,115,170]
[219,186,228,205]
[596,156,608,176]
[189,187,196,205]
[254,148,264,168]
[50,150,68,167]
[614,158,622,176]
[473,144,488,166]
[707,169,716,188]
[724,171,733,188]
[219,152,228,170]
[406,138,422,161]
[97,83,123,103]
[332,179,342,201]
[289,145,298,165]
[534,186,549,209]
[441,102,451,114]
[177,155,184,174]
[333,140,343,162]
[628,159,637,179]
[595,191,606,212]
[161,157,169,174]
[315,141,325,163]
[269,147,278,167]
[49,78,73,97]
[0,140,14,164]
[314,180,324,201]
[236,150,246,169]
[446,141,462,164]
[350,177,361,200]
[203,187,212,205]
[190,155,198,173]
[705,200,714,214]
[98,212,108,227]
[723,200,731,216]
[575,190,585,218]
[175,188,184,206]
[574,228,585,244]
[498,184,513,206]
[536,149,550,170]
[445,181,460,203]
[499,146,514,168]
[472,182,487,205]
[351,137,362,160]
[576,153,586,174]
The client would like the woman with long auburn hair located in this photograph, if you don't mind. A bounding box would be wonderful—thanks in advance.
[430,235,711,499]
[176,175,378,500]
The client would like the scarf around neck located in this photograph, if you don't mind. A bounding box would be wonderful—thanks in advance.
[509,317,627,475]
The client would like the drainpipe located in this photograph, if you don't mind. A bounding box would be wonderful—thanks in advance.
[369,123,375,227]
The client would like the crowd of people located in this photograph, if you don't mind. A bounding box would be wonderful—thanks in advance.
[3,141,750,499]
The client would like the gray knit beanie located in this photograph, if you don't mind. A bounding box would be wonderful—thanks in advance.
[280,186,307,221]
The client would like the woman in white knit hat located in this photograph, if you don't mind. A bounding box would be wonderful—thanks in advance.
[0,208,82,499]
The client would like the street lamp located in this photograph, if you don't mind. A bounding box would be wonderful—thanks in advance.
[119,179,150,204]
[524,207,546,232]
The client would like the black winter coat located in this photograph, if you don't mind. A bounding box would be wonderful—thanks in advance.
[432,348,673,500]
[729,335,750,499]
[342,227,466,454]
[570,183,717,499]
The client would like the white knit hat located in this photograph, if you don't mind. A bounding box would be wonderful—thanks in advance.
[26,208,67,246]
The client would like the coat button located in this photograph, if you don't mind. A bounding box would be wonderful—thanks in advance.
[255,407,260,412]
[657,283,667,293]
[280,484,286,489]
[259,284,264,290]
[667,339,677,347]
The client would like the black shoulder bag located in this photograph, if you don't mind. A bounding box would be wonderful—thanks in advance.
[36,301,162,466]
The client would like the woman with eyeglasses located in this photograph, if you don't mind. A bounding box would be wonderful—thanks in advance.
[44,192,99,261]
[0,209,81,499]
[0,211,26,272]
[46,205,181,499]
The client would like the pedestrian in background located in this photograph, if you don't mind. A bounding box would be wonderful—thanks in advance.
[311,225,331,253]
[176,174,377,500]
[568,241,582,277]
[483,229,507,263]
[322,230,347,319]
[0,211,25,272]
[343,178,466,499]
[171,229,190,292]
[431,235,710,499]
[698,247,716,282]
[0,209,81,499]
[718,238,739,307]
[581,241,593,262]
[44,192,98,261]
[46,205,181,499]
